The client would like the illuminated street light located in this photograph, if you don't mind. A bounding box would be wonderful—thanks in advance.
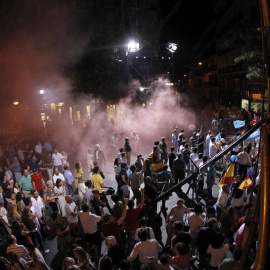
[40,89,45,95]
[127,40,139,52]
[198,62,202,66]
[13,101,19,106]
[166,42,178,53]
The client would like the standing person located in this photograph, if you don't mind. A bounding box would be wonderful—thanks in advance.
[128,165,143,206]
[10,157,21,182]
[206,164,216,199]
[93,144,106,171]
[182,144,191,175]
[132,132,140,155]
[63,164,74,196]
[190,132,199,149]
[86,148,93,180]
[124,138,132,166]
[78,204,102,257]
[52,149,64,172]
[209,137,217,159]
[205,131,212,157]
[197,129,204,155]
[159,137,168,164]
[173,153,186,194]
[45,181,59,215]
[31,169,46,198]
[166,199,191,246]
[211,117,219,136]
[43,139,53,153]
[189,148,198,173]
[18,169,32,198]
[207,233,229,270]
[110,133,119,157]
[43,152,53,181]
[188,203,204,255]
[171,129,178,150]
[54,179,67,217]
[128,228,163,264]
[65,195,78,239]
[53,167,65,184]
[216,185,230,221]
[74,162,84,188]
[168,147,176,176]
[34,141,43,159]
[236,146,252,180]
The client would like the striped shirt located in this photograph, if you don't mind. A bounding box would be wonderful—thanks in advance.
[7,244,29,260]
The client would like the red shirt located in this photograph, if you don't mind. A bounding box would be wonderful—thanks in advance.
[31,173,43,191]
[125,207,141,231]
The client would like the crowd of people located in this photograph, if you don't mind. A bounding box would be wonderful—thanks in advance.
[0,107,263,270]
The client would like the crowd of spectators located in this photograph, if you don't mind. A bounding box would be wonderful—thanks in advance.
[0,106,263,270]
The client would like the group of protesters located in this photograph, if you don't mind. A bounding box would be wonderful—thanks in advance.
[0,105,263,270]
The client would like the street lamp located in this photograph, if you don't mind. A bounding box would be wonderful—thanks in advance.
[39,89,45,95]
[166,42,178,84]
[127,40,140,53]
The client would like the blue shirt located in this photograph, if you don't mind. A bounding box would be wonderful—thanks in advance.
[18,175,32,191]
[10,161,21,173]
[64,170,75,185]
[44,142,52,152]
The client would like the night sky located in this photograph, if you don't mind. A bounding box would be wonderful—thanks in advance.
[160,0,216,75]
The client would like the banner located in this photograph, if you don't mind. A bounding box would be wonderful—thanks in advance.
[233,120,245,129]
[248,128,260,139]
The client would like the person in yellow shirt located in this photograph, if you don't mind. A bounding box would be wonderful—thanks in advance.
[74,162,84,188]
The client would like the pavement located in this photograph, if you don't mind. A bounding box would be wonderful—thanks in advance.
[43,149,223,268]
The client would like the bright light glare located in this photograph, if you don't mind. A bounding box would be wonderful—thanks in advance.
[166,42,178,53]
[13,101,19,106]
[198,62,202,66]
[40,89,45,95]
[140,87,144,91]
[128,41,139,52]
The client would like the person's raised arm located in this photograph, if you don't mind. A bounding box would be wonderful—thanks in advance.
[117,198,128,225]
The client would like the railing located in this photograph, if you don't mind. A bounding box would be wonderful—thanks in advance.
[155,120,263,202]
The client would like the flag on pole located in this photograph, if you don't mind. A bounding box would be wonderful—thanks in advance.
[233,120,246,129]
[238,176,253,190]
[218,163,235,188]
[215,133,221,143]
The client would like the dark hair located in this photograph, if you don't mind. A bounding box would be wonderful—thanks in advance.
[23,197,31,207]
[202,156,208,163]
[232,182,243,199]
[92,166,99,174]
[173,221,183,231]
[127,200,134,209]
[103,213,112,223]
[119,259,132,270]
[30,189,37,195]
[56,178,62,187]
[175,242,189,255]
[211,233,224,249]
[207,217,217,229]
[139,217,147,227]
[99,256,112,270]
[7,234,15,245]
[138,228,148,241]
[84,180,92,188]
[81,204,89,212]
[160,253,172,265]
[111,194,120,203]
[194,203,203,214]
[121,163,127,169]
[129,165,136,173]
[75,162,80,171]
[114,158,120,166]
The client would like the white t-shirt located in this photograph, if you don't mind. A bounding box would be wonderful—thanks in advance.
[78,211,101,234]
[85,188,93,205]
[31,196,43,218]
[53,173,65,184]
[52,153,63,166]
[65,202,78,223]
[35,144,42,154]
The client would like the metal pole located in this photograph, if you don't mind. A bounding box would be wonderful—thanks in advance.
[253,127,270,270]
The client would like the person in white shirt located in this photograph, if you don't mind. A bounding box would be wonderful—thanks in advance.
[190,148,199,172]
[52,167,65,184]
[209,137,217,159]
[78,204,102,257]
[52,149,63,172]
[30,190,44,220]
[65,195,78,238]
[34,141,43,158]
[237,146,252,180]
